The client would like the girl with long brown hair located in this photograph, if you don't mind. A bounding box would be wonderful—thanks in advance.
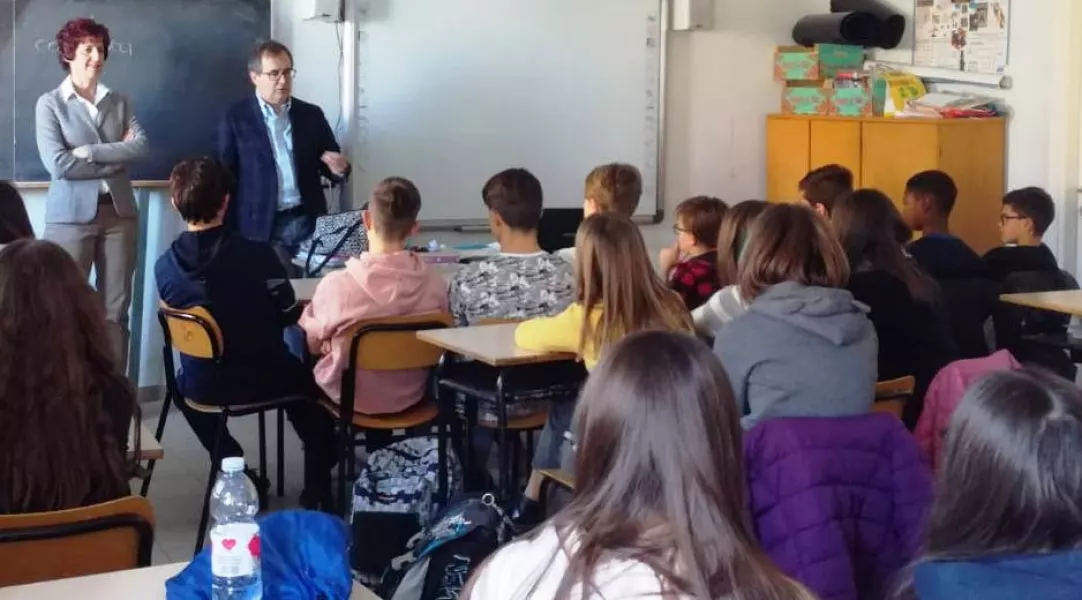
[832,190,957,426]
[512,212,692,526]
[715,203,876,429]
[692,200,768,337]
[0,239,137,513]
[470,331,812,599]
[901,368,1082,598]
[515,212,692,368]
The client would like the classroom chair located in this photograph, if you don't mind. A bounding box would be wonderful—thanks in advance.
[321,312,455,516]
[452,318,554,492]
[873,375,915,419]
[538,469,576,517]
[156,305,295,555]
[437,319,585,502]
[0,496,154,587]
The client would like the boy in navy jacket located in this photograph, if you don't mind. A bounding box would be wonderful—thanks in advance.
[155,157,336,510]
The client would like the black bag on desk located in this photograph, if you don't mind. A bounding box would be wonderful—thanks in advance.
[298,208,369,277]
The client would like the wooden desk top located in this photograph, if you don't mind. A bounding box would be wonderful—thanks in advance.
[130,421,163,461]
[1000,290,1082,317]
[417,323,576,367]
[0,563,380,599]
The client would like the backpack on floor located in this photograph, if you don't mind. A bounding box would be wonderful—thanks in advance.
[379,493,513,600]
[350,436,463,587]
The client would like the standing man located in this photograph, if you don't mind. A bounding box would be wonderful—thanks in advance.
[217,41,350,274]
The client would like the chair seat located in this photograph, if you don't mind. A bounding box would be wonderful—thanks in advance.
[320,399,439,430]
[478,409,549,431]
[539,469,575,491]
[184,396,303,416]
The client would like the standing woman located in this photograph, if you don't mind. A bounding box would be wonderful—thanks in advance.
[35,18,149,369]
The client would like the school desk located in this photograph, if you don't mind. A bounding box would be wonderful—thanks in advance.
[130,421,164,461]
[0,563,380,600]
[1000,290,1082,317]
[417,324,580,501]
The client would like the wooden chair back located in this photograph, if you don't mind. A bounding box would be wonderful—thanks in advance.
[873,375,915,419]
[159,304,224,360]
[0,496,154,587]
[349,313,455,372]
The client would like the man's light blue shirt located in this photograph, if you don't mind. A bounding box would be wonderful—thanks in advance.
[257,94,302,212]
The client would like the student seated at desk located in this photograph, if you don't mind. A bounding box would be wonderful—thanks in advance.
[903,369,1082,599]
[0,181,34,250]
[512,213,692,525]
[555,163,642,264]
[467,331,812,600]
[300,177,447,415]
[691,200,767,337]
[832,190,957,427]
[715,203,876,430]
[658,195,728,311]
[0,240,136,513]
[984,187,1061,281]
[799,163,853,216]
[985,187,1076,378]
[903,170,996,359]
[449,168,573,326]
[155,157,336,509]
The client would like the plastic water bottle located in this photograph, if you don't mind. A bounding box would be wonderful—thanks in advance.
[210,457,262,600]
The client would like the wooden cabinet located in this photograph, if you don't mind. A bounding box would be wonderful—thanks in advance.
[765,114,1006,254]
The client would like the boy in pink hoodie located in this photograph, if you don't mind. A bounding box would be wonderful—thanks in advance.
[299,177,448,414]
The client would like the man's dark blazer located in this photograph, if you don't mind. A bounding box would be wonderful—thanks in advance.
[217,95,348,242]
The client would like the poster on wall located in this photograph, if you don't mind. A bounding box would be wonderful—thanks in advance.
[913,0,1010,75]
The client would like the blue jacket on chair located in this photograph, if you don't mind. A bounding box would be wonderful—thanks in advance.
[217,95,348,242]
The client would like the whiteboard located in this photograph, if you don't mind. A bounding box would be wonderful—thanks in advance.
[351,0,665,224]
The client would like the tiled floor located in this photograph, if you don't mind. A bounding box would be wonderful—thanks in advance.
[134,400,310,565]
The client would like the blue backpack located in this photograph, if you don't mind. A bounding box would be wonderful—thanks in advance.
[380,494,513,600]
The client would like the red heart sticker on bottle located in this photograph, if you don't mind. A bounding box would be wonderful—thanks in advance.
[222,538,237,551]
[248,535,261,558]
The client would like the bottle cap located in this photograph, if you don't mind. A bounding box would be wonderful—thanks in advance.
[221,457,246,473]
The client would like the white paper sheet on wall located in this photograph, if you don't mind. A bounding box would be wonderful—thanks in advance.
[351,0,664,224]
[913,0,1010,75]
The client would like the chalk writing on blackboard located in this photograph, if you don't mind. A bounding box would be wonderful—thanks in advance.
[34,38,134,57]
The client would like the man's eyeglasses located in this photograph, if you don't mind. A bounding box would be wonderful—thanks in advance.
[999,214,1027,224]
[262,68,297,81]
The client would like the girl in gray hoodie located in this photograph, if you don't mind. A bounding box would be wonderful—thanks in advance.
[715,203,877,429]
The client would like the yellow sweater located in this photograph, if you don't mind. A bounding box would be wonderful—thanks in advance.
[514,303,603,370]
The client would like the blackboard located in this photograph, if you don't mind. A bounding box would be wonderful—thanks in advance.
[1,0,270,181]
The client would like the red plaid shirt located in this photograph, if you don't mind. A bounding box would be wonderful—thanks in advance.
[668,251,720,311]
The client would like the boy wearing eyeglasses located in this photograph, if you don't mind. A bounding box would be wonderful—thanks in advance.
[658,196,728,311]
[983,187,1060,282]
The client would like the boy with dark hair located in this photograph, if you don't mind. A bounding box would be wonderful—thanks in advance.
[902,170,987,280]
[659,196,728,310]
[557,163,643,262]
[983,187,1060,281]
[300,177,448,415]
[799,164,853,215]
[449,168,574,326]
[902,170,996,359]
[155,157,337,510]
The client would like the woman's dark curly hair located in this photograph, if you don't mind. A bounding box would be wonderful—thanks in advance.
[56,18,110,71]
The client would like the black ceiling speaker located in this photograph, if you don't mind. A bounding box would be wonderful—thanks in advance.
[792,11,882,47]
[831,0,907,49]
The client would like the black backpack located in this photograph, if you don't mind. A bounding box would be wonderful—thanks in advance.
[378,494,513,600]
